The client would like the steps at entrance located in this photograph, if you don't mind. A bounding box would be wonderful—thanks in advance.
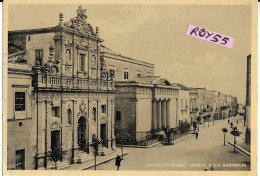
[38,160,70,170]
[77,150,94,162]
[99,147,114,156]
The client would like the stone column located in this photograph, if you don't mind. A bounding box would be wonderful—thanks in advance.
[161,100,166,129]
[166,99,170,128]
[73,101,78,148]
[152,100,157,131]
[156,100,161,130]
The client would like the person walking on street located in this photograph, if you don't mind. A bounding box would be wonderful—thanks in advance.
[228,119,230,124]
[115,155,122,170]
[195,132,199,140]
[230,122,233,128]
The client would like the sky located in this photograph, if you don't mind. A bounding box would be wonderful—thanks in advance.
[8,4,251,104]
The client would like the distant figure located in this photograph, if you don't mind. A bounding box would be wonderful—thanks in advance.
[236,120,238,124]
[228,119,230,124]
[115,155,122,170]
[230,122,233,128]
[195,132,199,140]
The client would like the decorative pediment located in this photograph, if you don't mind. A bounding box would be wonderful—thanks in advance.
[63,6,95,35]
[77,100,88,117]
[153,78,172,86]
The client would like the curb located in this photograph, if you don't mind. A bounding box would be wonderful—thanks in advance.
[120,134,192,148]
[82,152,129,170]
[121,141,161,148]
[227,142,250,158]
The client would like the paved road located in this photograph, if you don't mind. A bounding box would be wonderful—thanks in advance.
[88,116,250,171]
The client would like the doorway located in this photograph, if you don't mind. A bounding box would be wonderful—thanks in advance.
[78,116,89,153]
[15,149,25,170]
[100,124,107,147]
[51,130,60,152]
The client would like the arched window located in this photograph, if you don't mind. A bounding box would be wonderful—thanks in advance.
[67,109,72,125]
[92,107,97,122]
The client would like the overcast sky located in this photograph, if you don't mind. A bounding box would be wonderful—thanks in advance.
[8,4,251,104]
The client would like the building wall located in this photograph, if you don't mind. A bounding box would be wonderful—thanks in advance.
[102,52,154,81]
[25,32,55,66]
[7,65,36,170]
[114,86,137,135]
[178,90,190,124]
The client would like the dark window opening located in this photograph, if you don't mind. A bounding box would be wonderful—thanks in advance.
[109,69,115,78]
[137,74,141,77]
[101,105,106,114]
[35,49,43,66]
[116,111,121,121]
[15,92,25,111]
[52,107,60,118]
[124,71,129,79]
[79,54,85,71]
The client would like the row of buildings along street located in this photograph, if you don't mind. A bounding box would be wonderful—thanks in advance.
[6,6,250,170]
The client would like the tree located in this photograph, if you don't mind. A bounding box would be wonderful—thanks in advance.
[230,127,241,152]
[207,114,210,127]
[203,116,206,128]
[47,147,64,170]
[196,116,201,131]
[222,127,228,146]
[89,138,102,170]
[115,131,129,160]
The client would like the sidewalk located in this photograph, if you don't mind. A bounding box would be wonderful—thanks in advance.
[219,115,250,153]
[62,149,128,170]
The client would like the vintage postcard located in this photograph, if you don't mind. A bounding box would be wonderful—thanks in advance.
[3,0,257,176]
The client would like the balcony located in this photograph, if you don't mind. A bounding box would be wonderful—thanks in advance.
[34,74,114,91]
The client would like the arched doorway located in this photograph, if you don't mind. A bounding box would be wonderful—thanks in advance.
[78,116,89,153]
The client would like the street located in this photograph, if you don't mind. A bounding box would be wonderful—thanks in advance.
[89,115,250,171]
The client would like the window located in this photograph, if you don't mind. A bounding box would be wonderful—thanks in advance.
[15,149,25,170]
[79,54,85,71]
[67,109,72,125]
[35,49,43,66]
[28,35,30,41]
[124,71,129,80]
[101,105,106,114]
[109,69,115,78]
[116,111,121,121]
[15,92,25,111]
[137,74,141,77]
[52,107,60,118]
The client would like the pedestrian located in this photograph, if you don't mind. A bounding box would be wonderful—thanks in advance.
[210,166,215,171]
[236,120,238,124]
[115,155,122,170]
[228,119,230,124]
[230,122,233,128]
[195,132,199,140]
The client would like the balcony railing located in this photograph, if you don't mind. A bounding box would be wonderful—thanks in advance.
[34,74,114,90]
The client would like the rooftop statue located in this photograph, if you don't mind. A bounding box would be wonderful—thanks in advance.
[76,5,87,20]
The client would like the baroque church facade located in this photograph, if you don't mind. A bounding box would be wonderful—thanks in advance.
[7,6,115,169]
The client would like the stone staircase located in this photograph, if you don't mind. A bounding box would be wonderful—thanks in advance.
[38,160,70,170]
[99,147,114,156]
[76,150,94,163]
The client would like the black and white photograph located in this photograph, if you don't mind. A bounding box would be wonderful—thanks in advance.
[3,0,257,175]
